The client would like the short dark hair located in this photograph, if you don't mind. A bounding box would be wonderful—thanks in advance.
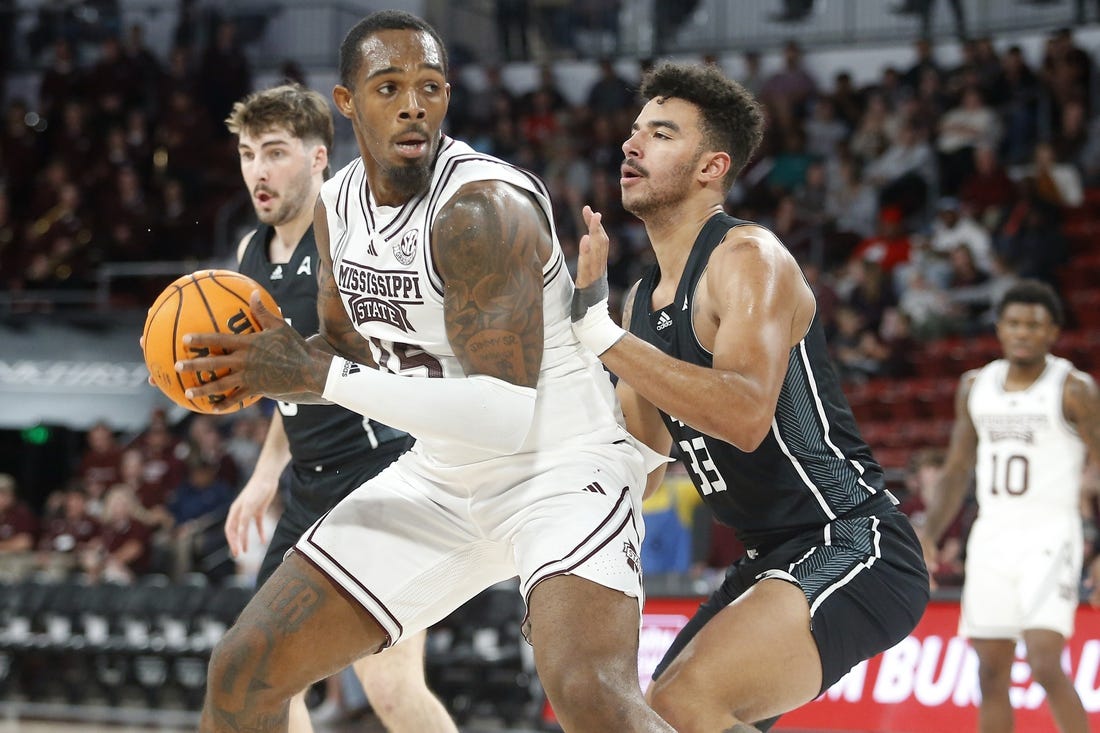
[225,83,334,151]
[639,62,765,190]
[996,279,1064,327]
[339,10,448,89]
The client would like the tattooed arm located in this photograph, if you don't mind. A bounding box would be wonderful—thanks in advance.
[178,186,544,454]
[433,180,550,386]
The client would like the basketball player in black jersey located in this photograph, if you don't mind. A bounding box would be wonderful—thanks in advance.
[570,62,931,731]
[224,84,457,733]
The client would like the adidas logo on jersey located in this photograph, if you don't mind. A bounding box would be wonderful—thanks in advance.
[271,265,284,280]
[656,311,673,331]
[340,360,361,377]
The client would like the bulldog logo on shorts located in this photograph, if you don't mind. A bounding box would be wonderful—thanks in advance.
[623,539,640,575]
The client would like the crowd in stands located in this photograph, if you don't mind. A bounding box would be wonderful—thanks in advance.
[0,408,271,586]
[3,15,1100,593]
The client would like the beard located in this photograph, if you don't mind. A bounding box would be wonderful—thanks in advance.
[622,159,697,220]
[384,157,433,201]
[254,167,312,226]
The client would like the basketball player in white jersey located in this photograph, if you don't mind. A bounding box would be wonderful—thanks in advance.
[224,83,457,733]
[919,279,1100,733]
[177,10,674,733]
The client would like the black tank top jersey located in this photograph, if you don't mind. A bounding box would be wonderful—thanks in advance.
[630,213,889,548]
[239,226,406,466]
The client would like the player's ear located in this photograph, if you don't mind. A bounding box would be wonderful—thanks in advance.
[333,85,354,119]
[700,151,731,185]
[313,144,328,175]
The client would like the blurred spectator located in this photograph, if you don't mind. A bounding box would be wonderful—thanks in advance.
[1023,140,1083,209]
[495,0,530,61]
[586,57,635,116]
[38,486,99,555]
[831,304,886,382]
[943,244,990,330]
[179,415,240,490]
[79,484,153,583]
[830,70,865,128]
[197,19,251,127]
[877,307,919,378]
[865,122,936,219]
[738,50,765,98]
[167,455,234,528]
[850,206,913,277]
[825,155,878,249]
[839,256,897,333]
[38,38,81,121]
[766,126,814,194]
[995,186,1069,285]
[803,97,848,159]
[897,0,967,41]
[760,40,818,138]
[764,193,819,265]
[990,45,1041,166]
[1040,28,1093,112]
[902,38,942,93]
[929,196,994,274]
[76,421,123,500]
[958,145,1017,230]
[936,87,1001,195]
[167,454,235,577]
[86,35,136,111]
[0,474,37,552]
[1050,97,1089,165]
[897,266,955,340]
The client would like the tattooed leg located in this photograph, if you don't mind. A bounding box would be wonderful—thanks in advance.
[200,552,388,732]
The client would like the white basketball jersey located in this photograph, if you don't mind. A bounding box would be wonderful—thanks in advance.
[968,355,1086,522]
[319,136,629,463]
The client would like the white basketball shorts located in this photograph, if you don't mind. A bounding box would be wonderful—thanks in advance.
[293,440,647,646]
[960,514,1082,639]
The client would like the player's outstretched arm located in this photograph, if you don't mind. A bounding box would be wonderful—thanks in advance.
[574,211,811,451]
[225,411,290,557]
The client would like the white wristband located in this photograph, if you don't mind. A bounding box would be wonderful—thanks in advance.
[572,298,626,356]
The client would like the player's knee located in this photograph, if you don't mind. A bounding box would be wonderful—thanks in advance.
[976,659,1012,691]
[541,664,640,726]
[1026,650,1067,688]
[648,671,697,729]
[206,625,297,709]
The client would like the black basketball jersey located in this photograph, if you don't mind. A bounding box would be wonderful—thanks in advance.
[630,213,890,548]
[239,226,407,466]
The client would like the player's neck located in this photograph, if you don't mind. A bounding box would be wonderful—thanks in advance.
[1003,354,1048,390]
[271,183,322,258]
[646,200,724,287]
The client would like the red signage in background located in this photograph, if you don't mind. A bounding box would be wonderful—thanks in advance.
[539,598,1100,730]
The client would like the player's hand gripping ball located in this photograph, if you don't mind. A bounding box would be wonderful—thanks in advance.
[142,269,281,414]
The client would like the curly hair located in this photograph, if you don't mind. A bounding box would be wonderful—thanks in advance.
[639,62,765,190]
[339,10,448,89]
[997,279,1064,327]
[224,83,333,152]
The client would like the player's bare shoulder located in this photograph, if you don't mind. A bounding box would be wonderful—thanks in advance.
[705,223,815,339]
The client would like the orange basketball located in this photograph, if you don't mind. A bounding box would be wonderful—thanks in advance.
[142,269,281,414]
